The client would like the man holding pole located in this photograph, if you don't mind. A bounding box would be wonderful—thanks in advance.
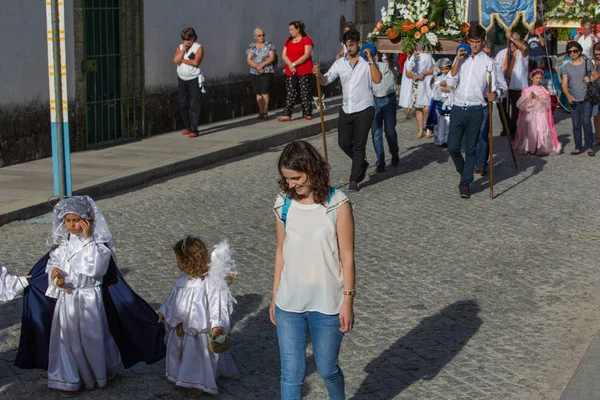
[313,29,382,192]
[447,24,502,199]
[475,41,508,176]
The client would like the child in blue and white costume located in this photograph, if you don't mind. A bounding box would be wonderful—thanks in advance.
[426,58,454,147]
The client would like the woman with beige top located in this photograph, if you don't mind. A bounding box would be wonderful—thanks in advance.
[270,140,355,400]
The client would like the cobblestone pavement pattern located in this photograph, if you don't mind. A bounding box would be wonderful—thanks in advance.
[0,109,599,400]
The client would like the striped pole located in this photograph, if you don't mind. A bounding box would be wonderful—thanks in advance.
[46,0,72,197]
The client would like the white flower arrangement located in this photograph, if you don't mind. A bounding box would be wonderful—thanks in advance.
[370,0,467,53]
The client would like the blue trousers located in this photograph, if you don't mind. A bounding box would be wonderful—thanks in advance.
[275,306,345,400]
[448,106,484,187]
[476,106,490,167]
[570,100,594,151]
[371,93,399,166]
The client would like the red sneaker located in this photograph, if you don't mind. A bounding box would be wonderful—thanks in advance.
[183,129,191,135]
[188,132,199,138]
[305,116,312,120]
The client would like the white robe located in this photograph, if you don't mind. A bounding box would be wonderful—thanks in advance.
[398,70,413,109]
[406,53,434,107]
[45,234,122,391]
[159,273,239,394]
[0,266,28,302]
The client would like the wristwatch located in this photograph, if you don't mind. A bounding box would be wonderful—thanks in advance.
[368,60,374,65]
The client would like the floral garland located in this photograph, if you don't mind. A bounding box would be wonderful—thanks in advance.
[368,0,468,53]
[545,0,593,23]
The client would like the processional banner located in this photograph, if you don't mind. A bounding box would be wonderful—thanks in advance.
[479,0,537,31]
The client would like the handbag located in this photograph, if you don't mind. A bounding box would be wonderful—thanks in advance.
[584,59,600,105]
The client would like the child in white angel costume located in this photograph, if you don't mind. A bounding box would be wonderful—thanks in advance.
[158,236,240,397]
[0,265,29,302]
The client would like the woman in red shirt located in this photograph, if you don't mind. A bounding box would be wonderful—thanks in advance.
[279,21,314,121]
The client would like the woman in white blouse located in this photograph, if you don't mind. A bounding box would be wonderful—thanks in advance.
[270,140,355,400]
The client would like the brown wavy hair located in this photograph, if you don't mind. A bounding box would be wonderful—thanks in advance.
[173,236,210,278]
[278,140,330,205]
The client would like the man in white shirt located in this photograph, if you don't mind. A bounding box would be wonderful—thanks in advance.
[447,24,502,199]
[370,52,400,173]
[314,29,382,192]
[494,31,528,138]
[476,41,508,176]
[574,21,596,59]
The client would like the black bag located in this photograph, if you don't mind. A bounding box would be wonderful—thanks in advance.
[584,59,600,105]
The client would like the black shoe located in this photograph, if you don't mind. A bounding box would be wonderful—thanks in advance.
[376,163,385,173]
[499,131,507,137]
[348,181,360,192]
[474,165,487,176]
[357,161,369,183]
[391,155,400,166]
[459,185,471,199]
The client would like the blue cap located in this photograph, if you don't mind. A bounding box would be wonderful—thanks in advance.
[456,43,471,58]
[360,43,377,61]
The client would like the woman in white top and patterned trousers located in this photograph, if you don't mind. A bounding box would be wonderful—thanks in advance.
[270,140,356,400]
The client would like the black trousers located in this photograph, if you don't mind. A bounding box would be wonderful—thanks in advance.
[178,77,202,133]
[508,89,521,137]
[338,107,375,181]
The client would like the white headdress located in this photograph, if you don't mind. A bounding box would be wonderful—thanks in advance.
[435,58,452,74]
[48,195,115,256]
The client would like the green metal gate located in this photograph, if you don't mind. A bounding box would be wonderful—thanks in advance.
[82,0,144,147]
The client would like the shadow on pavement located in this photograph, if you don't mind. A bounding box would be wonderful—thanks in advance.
[350,300,482,400]
[472,137,548,198]
[360,143,450,189]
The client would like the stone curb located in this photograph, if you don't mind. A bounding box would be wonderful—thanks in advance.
[560,329,600,400]
[0,115,339,227]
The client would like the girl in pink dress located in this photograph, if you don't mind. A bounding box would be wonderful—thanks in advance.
[513,69,562,156]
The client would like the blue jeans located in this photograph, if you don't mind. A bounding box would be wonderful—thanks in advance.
[448,106,484,187]
[570,100,594,151]
[275,306,345,400]
[476,106,490,167]
[371,93,399,166]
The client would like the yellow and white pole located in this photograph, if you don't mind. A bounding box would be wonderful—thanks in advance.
[46,0,71,197]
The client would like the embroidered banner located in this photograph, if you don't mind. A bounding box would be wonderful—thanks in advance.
[479,0,537,31]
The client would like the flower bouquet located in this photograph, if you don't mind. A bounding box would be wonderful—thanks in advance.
[544,0,593,27]
[368,0,469,53]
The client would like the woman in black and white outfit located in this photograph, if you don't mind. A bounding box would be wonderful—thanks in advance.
[246,28,277,120]
[174,27,204,138]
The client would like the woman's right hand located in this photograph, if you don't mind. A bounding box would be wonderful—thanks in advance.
[269,302,276,326]
[51,268,61,279]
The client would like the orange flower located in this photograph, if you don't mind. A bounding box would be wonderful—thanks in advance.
[416,21,424,28]
[423,19,428,24]
[460,22,470,34]
[376,21,384,30]
[421,26,429,33]
[414,31,422,39]
[429,22,436,27]
[401,20,416,33]
[386,27,400,40]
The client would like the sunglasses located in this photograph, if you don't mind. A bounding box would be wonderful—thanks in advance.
[568,49,580,54]
[256,34,265,37]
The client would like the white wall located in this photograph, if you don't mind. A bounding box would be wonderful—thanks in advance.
[144,0,355,88]
[0,0,75,105]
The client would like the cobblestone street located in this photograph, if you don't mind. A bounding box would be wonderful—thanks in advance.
[1,109,599,399]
